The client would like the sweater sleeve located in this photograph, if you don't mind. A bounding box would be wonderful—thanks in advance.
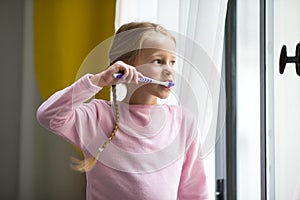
[36,74,103,149]
[177,114,209,200]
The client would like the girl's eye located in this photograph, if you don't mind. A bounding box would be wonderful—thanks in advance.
[153,59,162,64]
[170,61,176,66]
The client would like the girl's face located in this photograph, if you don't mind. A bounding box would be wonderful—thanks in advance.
[132,32,176,101]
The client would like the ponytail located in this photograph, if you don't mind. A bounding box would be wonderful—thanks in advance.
[70,85,120,172]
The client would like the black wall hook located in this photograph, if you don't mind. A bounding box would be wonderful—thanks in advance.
[279,42,300,76]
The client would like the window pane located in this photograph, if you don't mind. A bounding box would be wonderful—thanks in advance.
[236,0,261,199]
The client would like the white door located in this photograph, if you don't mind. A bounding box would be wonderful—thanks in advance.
[267,0,300,199]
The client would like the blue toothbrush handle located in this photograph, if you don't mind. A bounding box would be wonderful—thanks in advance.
[113,73,124,79]
[113,73,151,83]
[113,73,174,87]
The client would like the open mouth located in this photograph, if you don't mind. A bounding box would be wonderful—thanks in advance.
[160,85,171,90]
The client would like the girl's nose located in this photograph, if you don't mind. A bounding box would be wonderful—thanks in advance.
[163,65,174,77]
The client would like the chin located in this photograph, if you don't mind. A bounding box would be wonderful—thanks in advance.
[157,93,171,99]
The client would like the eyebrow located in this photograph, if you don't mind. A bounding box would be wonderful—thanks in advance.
[148,50,176,60]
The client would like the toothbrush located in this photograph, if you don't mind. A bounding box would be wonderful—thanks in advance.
[113,73,175,88]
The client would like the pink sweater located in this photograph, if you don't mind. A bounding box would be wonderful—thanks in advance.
[37,74,208,200]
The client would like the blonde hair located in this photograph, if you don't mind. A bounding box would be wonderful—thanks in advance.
[110,22,176,65]
[71,22,175,172]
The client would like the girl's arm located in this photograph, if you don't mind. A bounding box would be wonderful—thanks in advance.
[177,117,209,200]
[178,140,209,199]
[36,74,103,148]
[37,61,142,148]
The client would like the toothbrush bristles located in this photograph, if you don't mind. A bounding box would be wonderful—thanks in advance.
[168,82,175,88]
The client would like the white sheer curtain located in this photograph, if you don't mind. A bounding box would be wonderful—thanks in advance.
[115,0,227,69]
[115,0,228,198]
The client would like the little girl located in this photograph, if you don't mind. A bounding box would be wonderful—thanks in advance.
[37,22,208,200]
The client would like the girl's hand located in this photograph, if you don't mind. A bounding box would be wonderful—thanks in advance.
[89,61,143,87]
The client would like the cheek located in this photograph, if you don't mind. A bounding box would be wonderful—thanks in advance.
[136,65,161,78]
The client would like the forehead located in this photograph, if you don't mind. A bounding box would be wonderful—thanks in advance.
[141,32,176,54]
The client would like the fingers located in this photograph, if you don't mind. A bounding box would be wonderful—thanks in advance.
[112,61,143,84]
[120,66,134,83]
[133,71,143,84]
[91,61,143,87]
